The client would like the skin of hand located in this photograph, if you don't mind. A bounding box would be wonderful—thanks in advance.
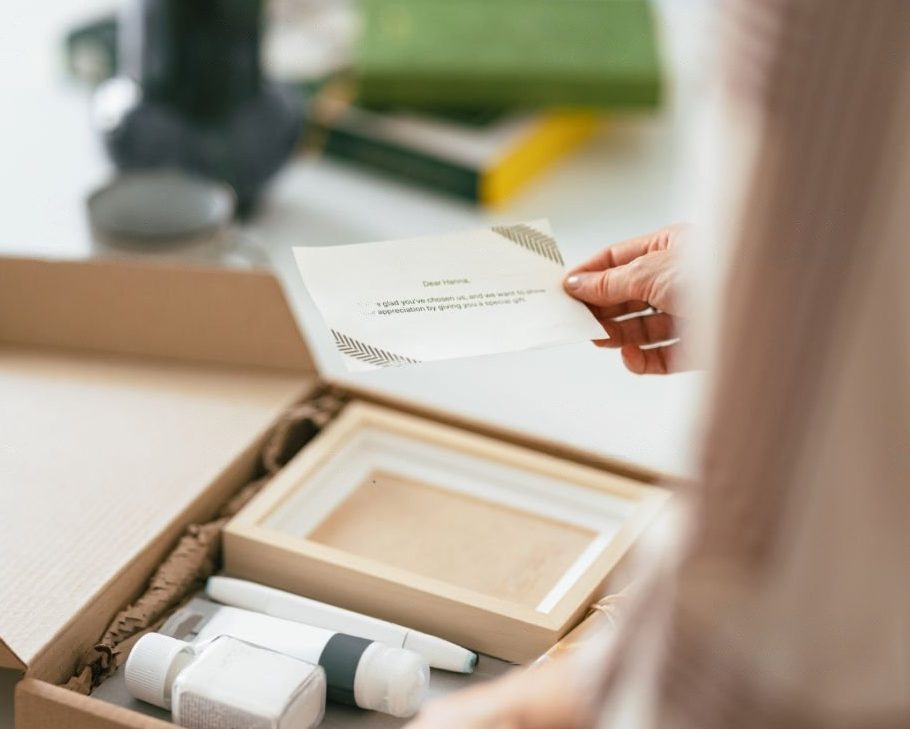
[564,224,688,375]
[404,656,596,729]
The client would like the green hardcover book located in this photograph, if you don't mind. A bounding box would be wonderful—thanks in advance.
[355,0,663,110]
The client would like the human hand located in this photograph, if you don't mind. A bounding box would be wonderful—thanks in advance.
[564,224,688,375]
[404,659,593,729]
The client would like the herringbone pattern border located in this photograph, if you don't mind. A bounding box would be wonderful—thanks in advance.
[491,223,564,265]
[332,329,421,368]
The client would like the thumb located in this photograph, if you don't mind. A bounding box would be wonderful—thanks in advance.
[564,268,641,307]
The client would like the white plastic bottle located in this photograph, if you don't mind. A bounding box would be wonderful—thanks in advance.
[161,598,430,717]
[125,633,326,729]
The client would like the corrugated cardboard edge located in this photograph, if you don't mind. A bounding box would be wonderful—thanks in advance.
[0,637,24,672]
[17,678,174,729]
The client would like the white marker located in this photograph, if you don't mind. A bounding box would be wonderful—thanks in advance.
[206,576,478,673]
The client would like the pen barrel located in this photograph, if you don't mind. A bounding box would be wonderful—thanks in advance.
[206,577,478,673]
[403,632,478,673]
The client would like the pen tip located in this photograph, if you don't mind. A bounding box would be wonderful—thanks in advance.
[464,652,478,673]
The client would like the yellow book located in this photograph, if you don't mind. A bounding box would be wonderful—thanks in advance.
[317,105,602,205]
[481,111,599,205]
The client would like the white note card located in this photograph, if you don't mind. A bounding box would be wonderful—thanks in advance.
[293,220,606,371]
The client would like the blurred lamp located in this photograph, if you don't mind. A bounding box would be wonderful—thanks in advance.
[93,0,303,213]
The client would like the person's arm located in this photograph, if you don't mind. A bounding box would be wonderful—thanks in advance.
[404,654,596,729]
[409,0,910,726]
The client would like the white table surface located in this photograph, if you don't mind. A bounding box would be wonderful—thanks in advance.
[0,0,716,725]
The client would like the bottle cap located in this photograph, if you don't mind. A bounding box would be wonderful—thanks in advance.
[125,633,195,710]
[354,643,430,718]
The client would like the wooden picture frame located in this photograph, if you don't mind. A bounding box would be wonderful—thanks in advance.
[224,402,669,662]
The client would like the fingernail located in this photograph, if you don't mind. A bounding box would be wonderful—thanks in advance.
[565,273,587,290]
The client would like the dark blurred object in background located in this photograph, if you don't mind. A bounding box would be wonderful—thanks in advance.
[92,0,303,212]
[73,0,664,208]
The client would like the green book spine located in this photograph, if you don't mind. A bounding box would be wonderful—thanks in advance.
[355,0,662,110]
[320,127,480,201]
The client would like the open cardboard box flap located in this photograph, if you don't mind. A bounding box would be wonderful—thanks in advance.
[0,255,319,680]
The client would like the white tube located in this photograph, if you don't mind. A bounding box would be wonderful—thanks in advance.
[160,598,428,718]
[206,576,477,673]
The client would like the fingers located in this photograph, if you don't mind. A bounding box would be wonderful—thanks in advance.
[565,265,644,309]
[567,225,683,277]
[591,299,651,321]
[621,342,682,375]
[594,312,675,348]
[567,234,656,276]
[566,225,689,374]
[567,247,675,313]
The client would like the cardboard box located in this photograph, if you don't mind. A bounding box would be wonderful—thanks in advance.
[0,255,662,728]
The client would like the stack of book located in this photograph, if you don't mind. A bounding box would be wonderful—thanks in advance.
[65,0,662,205]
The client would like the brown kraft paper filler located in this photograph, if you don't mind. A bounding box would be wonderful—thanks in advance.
[62,385,348,694]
